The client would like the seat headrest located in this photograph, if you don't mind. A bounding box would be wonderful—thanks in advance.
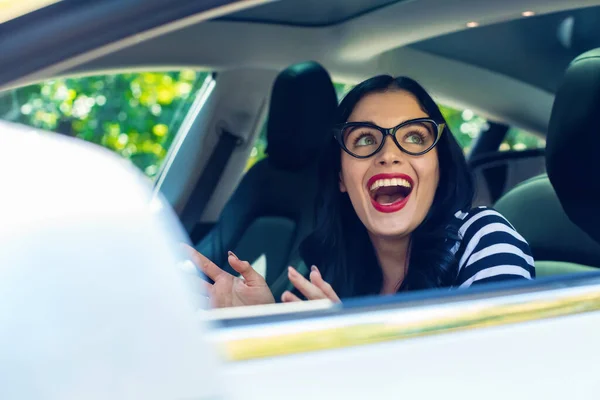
[546,48,600,243]
[266,61,338,171]
[495,175,600,267]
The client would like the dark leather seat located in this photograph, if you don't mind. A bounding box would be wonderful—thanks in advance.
[495,174,600,276]
[495,48,600,276]
[547,48,600,245]
[470,149,546,206]
[195,61,338,298]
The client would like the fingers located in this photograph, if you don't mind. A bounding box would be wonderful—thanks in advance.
[309,266,341,303]
[281,290,302,303]
[181,243,227,282]
[288,266,327,300]
[227,251,265,285]
[287,265,341,303]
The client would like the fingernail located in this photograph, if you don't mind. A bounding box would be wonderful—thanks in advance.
[311,265,318,272]
[288,266,297,276]
[228,251,238,259]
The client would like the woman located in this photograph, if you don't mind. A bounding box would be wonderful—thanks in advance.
[188,75,535,308]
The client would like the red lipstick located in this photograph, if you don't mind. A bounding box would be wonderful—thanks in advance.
[367,173,414,214]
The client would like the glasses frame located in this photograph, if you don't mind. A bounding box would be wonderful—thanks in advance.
[333,117,445,158]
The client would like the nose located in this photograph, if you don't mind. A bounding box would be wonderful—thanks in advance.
[374,136,404,166]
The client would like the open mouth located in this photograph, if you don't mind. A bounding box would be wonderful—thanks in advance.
[367,174,414,213]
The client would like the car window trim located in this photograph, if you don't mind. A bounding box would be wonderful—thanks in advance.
[208,271,600,360]
[153,72,217,189]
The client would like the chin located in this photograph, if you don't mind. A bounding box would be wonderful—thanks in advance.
[364,213,414,239]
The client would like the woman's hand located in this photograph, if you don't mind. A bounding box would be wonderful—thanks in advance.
[183,244,275,308]
[282,265,341,303]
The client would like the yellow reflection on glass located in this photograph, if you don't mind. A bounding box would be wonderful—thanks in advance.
[0,0,63,24]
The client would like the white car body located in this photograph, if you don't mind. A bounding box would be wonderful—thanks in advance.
[2,121,600,399]
[0,121,222,400]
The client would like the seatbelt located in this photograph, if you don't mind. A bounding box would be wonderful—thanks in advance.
[181,128,242,234]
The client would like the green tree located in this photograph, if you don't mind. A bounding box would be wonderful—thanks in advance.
[502,127,546,151]
[0,70,209,178]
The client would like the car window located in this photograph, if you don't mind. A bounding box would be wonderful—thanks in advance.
[0,70,211,179]
[246,123,268,171]
[437,104,489,154]
[500,127,546,151]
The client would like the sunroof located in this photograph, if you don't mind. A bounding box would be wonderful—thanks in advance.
[409,5,600,94]
[218,0,410,27]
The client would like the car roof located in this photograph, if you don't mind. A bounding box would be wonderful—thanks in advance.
[411,5,600,94]
[218,0,406,27]
[18,0,600,133]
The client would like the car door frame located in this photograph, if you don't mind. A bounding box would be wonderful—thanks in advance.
[0,0,273,89]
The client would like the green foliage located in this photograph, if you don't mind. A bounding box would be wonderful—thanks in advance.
[334,82,354,100]
[245,123,268,172]
[437,104,489,153]
[502,127,546,151]
[0,70,208,178]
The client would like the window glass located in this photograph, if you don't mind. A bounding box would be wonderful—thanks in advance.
[334,82,354,100]
[440,106,545,153]
[437,104,488,154]
[0,70,211,179]
[500,127,546,151]
[245,123,268,171]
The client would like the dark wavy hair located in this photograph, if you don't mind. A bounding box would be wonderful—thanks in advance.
[299,75,474,298]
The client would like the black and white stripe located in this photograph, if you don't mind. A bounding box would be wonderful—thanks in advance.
[452,207,535,288]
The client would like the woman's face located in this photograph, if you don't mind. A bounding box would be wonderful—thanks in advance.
[339,89,440,239]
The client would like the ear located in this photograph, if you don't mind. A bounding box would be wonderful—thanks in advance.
[339,171,347,193]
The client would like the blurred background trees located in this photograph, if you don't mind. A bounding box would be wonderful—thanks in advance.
[0,70,208,179]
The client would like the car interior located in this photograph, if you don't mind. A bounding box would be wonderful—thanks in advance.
[194,61,338,298]
[3,0,600,305]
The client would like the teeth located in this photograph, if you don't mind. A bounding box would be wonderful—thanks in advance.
[369,178,412,191]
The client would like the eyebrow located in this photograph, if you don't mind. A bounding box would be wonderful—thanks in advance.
[348,118,432,129]
[409,121,435,134]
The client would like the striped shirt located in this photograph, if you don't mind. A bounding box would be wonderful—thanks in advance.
[451,207,535,288]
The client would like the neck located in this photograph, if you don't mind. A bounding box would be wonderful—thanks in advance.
[369,233,411,295]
